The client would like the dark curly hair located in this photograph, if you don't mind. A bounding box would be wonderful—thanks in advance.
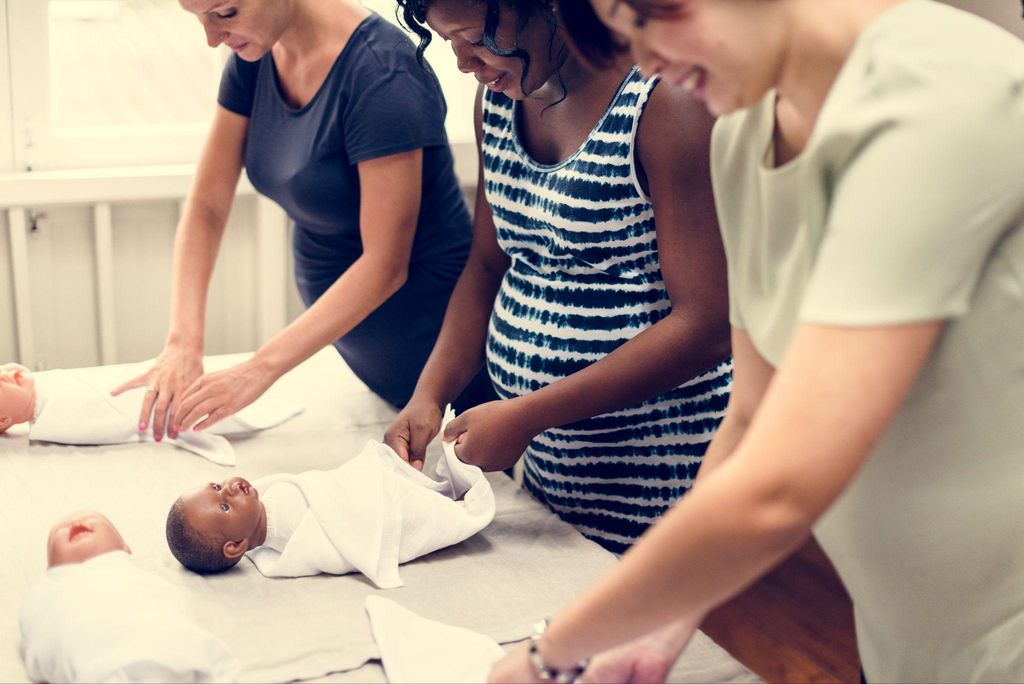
[395,0,566,98]
[165,496,238,575]
[556,0,681,68]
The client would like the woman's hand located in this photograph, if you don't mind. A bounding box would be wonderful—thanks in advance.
[579,617,698,684]
[489,642,542,684]
[172,358,276,433]
[384,396,445,471]
[111,344,204,441]
[444,398,539,471]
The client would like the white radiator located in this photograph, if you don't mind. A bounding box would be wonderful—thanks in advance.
[0,165,292,369]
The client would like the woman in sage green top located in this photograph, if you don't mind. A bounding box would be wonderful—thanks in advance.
[487,1,1024,683]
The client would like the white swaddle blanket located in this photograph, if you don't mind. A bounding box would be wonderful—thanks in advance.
[19,551,239,683]
[246,410,495,588]
[28,368,303,466]
[365,596,505,683]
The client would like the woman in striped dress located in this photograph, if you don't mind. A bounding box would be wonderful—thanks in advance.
[384,0,732,553]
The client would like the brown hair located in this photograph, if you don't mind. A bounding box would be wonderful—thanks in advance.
[556,0,629,68]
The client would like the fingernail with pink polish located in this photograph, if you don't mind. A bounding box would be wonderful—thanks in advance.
[138,422,146,431]
[155,435,162,443]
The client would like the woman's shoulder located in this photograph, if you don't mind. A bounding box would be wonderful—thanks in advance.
[334,14,444,98]
[342,14,433,75]
[635,76,716,157]
[822,2,1024,129]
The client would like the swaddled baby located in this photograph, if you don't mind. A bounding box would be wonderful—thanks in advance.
[19,510,238,683]
[165,420,495,588]
[0,362,301,465]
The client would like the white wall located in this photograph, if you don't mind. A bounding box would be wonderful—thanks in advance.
[940,0,1024,39]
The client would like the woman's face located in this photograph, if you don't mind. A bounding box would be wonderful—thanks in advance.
[425,0,564,100]
[179,0,293,61]
[589,0,781,116]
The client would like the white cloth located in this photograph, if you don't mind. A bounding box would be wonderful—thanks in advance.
[246,409,495,588]
[28,368,303,466]
[262,481,307,551]
[365,596,505,684]
[18,551,239,683]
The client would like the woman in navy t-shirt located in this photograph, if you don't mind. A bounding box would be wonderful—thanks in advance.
[114,0,494,437]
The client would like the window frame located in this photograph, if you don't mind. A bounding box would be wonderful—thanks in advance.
[6,0,226,172]
[3,0,477,173]
[0,0,15,172]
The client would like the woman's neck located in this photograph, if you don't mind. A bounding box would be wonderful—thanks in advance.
[529,47,592,107]
[274,0,369,63]
[772,0,901,160]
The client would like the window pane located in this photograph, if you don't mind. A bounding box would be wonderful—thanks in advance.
[48,0,220,130]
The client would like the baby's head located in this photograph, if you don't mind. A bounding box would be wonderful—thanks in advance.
[47,510,131,568]
[166,477,267,574]
[0,363,36,433]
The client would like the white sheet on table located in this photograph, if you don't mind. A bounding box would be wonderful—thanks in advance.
[246,409,495,588]
[29,367,303,466]
[365,596,505,683]
[0,349,759,684]
[19,551,239,683]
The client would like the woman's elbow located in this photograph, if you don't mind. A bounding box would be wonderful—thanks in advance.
[384,263,409,295]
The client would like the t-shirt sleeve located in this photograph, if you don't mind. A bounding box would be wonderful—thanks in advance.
[340,47,449,164]
[799,77,1024,325]
[217,54,260,117]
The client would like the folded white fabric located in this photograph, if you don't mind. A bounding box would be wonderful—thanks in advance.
[365,596,506,683]
[28,368,303,466]
[246,408,495,587]
[19,551,239,683]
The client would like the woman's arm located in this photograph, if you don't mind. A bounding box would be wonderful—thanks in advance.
[172,147,425,431]
[446,86,731,468]
[694,327,774,479]
[111,105,247,439]
[495,321,943,680]
[384,85,511,468]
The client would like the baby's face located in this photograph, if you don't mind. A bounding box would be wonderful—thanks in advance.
[180,477,265,547]
[0,363,36,433]
[47,510,131,568]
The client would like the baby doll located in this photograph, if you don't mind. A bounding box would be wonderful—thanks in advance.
[19,510,239,683]
[0,362,301,465]
[166,415,495,588]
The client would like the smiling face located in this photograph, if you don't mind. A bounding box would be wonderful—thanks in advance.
[424,0,566,100]
[179,476,266,559]
[589,0,784,115]
[47,511,131,568]
[0,363,37,433]
[178,0,294,61]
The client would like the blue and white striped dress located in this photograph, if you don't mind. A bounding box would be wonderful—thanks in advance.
[481,68,733,553]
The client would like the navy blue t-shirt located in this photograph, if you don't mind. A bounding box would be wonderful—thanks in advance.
[218,14,476,407]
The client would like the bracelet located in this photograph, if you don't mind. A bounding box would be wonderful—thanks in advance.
[528,620,590,683]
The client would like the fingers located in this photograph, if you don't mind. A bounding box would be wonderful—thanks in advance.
[138,385,159,433]
[174,389,218,433]
[110,373,155,430]
[384,427,411,462]
[192,407,230,432]
[442,414,467,442]
[110,373,146,397]
[408,425,436,470]
[150,388,176,441]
